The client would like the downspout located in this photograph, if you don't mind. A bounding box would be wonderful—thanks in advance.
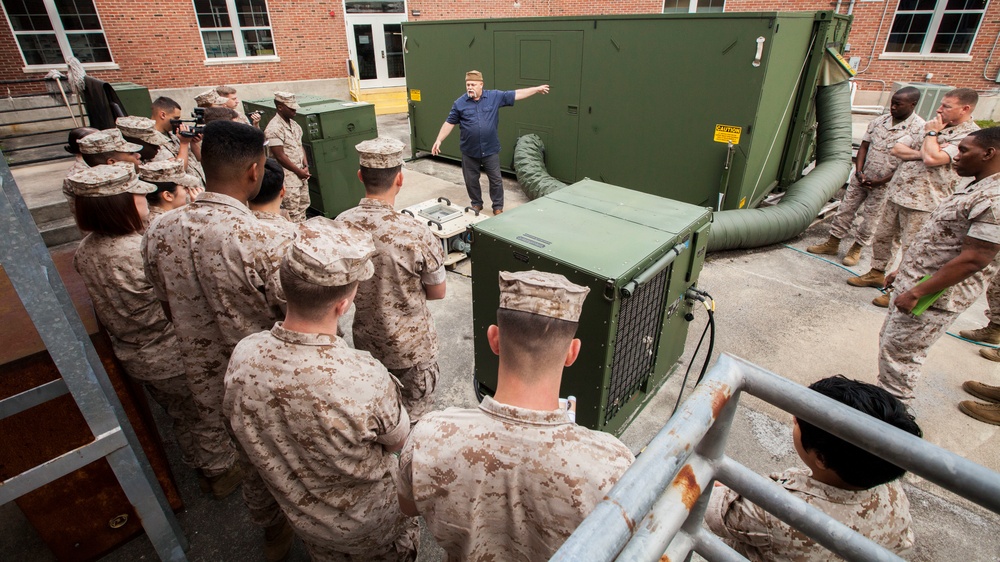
[512,81,853,252]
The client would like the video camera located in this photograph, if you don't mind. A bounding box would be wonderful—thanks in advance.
[170,108,206,138]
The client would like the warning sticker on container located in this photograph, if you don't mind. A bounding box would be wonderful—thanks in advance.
[714,124,742,145]
[410,89,421,102]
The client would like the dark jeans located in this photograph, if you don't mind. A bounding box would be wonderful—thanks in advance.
[461,153,504,210]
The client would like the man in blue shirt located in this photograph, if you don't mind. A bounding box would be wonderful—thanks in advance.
[431,70,549,215]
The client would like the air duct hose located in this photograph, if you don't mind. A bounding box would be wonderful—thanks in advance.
[512,81,853,252]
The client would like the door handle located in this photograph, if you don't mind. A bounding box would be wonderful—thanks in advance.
[381,50,385,59]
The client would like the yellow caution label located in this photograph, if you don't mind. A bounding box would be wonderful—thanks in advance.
[714,124,742,145]
[739,197,747,209]
[410,89,421,102]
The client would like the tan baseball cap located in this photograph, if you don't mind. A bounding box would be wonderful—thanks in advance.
[78,129,143,155]
[356,137,404,169]
[284,218,376,287]
[498,270,590,322]
[466,70,484,82]
[139,160,203,188]
[274,91,300,110]
[117,116,170,146]
[194,89,227,107]
[66,163,157,198]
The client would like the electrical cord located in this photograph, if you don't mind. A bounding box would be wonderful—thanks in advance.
[670,289,717,418]
[782,243,999,349]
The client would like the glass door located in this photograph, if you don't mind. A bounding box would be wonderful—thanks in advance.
[345,2,407,88]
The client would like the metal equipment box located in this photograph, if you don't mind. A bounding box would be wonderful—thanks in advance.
[891,81,954,122]
[403,11,851,211]
[109,82,151,117]
[244,97,378,218]
[470,180,712,436]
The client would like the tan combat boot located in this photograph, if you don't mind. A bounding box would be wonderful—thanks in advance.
[198,463,243,500]
[264,517,295,562]
[842,242,863,267]
[979,347,1000,363]
[847,269,885,288]
[962,380,1000,402]
[807,235,841,256]
[958,400,1000,426]
[872,293,890,308]
[959,322,1000,344]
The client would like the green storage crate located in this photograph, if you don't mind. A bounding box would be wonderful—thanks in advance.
[109,82,151,118]
[404,11,851,211]
[244,97,378,218]
[470,180,711,436]
[891,81,955,123]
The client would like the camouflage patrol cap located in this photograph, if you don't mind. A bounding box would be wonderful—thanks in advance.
[499,270,590,322]
[139,160,203,188]
[274,91,300,110]
[194,89,227,107]
[356,137,404,169]
[285,217,376,287]
[78,129,143,154]
[116,116,170,146]
[466,70,483,82]
[66,163,157,197]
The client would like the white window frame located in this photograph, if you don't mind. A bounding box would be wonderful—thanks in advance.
[2,0,119,73]
[663,0,725,13]
[193,0,280,65]
[880,0,989,62]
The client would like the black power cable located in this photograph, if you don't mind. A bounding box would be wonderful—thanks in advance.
[669,289,717,418]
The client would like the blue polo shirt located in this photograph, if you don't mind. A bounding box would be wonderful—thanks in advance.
[446,89,516,158]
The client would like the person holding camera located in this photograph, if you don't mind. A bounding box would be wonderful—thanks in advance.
[264,91,310,222]
[149,96,206,189]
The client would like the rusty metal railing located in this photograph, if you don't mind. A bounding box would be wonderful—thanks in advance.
[552,353,1000,561]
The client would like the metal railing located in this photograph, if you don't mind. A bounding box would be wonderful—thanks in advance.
[553,353,1000,562]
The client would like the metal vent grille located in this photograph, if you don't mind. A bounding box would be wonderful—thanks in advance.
[605,266,669,424]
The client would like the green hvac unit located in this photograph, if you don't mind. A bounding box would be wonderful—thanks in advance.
[891,81,954,122]
[470,180,711,436]
[244,97,378,218]
[404,11,851,211]
[109,82,151,117]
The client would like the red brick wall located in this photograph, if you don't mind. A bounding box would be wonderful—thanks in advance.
[404,0,662,20]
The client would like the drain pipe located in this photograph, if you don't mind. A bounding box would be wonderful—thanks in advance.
[512,80,852,252]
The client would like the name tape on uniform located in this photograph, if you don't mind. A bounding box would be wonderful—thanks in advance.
[714,124,742,145]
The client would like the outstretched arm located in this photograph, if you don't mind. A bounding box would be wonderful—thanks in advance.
[515,85,549,100]
[431,122,455,156]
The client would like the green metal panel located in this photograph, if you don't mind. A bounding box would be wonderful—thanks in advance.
[109,82,151,118]
[470,180,711,436]
[403,12,851,211]
[244,98,378,218]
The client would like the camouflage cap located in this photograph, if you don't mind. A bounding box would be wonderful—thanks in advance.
[466,70,484,82]
[285,217,376,287]
[78,129,143,154]
[194,89,227,107]
[498,270,590,322]
[66,163,157,197]
[356,137,404,169]
[116,116,170,146]
[274,91,300,110]
[139,160,203,188]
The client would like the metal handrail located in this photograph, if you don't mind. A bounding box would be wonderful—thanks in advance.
[553,353,1000,561]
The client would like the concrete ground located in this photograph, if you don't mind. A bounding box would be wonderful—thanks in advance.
[2,113,999,561]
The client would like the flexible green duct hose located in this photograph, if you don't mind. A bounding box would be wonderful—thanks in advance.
[512,81,853,252]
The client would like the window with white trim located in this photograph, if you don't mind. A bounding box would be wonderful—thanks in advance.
[194,0,275,59]
[885,0,987,55]
[663,0,724,13]
[1,0,113,66]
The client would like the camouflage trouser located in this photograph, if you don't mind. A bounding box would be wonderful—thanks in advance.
[828,178,891,247]
[870,202,930,272]
[280,181,310,223]
[388,362,440,426]
[302,518,419,562]
[142,374,206,469]
[186,361,239,477]
[986,273,1000,324]
[233,433,285,528]
[878,303,956,400]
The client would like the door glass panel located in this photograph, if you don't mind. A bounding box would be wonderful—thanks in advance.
[345,1,404,13]
[354,24,376,79]
[384,23,404,78]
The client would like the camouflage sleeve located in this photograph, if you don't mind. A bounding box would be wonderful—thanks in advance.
[705,483,774,552]
[398,438,416,503]
[861,115,879,143]
[419,228,447,286]
[140,230,167,303]
[373,370,411,448]
[968,195,1000,244]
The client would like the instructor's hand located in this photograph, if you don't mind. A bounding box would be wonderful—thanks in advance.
[537,85,550,95]
[431,140,442,156]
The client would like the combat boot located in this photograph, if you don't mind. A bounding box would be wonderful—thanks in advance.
[959,322,1000,344]
[847,269,885,288]
[264,517,294,562]
[958,400,1000,426]
[807,235,840,256]
[872,293,890,308]
[198,463,243,500]
[842,242,863,267]
[979,347,1000,363]
[962,380,1000,402]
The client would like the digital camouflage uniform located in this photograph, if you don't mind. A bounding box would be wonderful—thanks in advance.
[337,198,447,423]
[142,191,294,527]
[879,173,1000,399]
[706,468,914,561]
[159,132,207,188]
[253,209,299,236]
[984,273,1000,324]
[829,113,924,246]
[871,120,979,272]
[264,116,309,222]
[225,324,417,562]
[399,396,634,561]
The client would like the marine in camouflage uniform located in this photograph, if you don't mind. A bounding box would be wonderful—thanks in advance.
[706,468,914,561]
[225,219,418,561]
[399,270,634,560]
[252,209,298,235]
[264,92,310,222]
[337,138,446,424]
